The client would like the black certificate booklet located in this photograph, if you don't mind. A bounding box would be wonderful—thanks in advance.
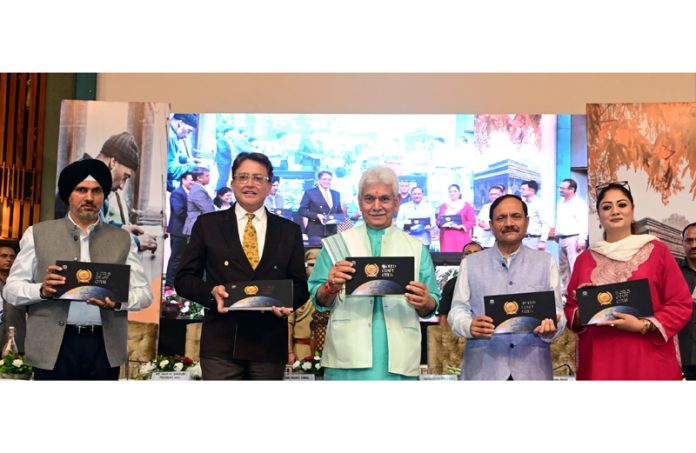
[576,278,653,326]
[323,213,346,225]
[484,290,556,334]
[223,279,293,311]
[54,260,130,302]
[438,214,462,228]
[403,217,431,232]
[344,256,414,296]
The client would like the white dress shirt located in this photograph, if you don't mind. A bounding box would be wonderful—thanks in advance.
[3,215,152,325]
[321,187,333,208]
[396,200,436,228]
[555,194,588,241]
[524,195,551,242]
[474,202,495,248]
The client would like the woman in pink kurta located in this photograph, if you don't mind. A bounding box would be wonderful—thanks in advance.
[565,182,692,380]
[438,184,476,252]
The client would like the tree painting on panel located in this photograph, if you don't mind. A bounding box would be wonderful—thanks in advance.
[587,103,696,207]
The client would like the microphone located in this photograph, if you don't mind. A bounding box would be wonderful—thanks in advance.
[73,235,79,241]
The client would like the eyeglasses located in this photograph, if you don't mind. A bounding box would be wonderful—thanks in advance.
[234,173,270,184]
[595,180,631,194]
[361,194,395,204]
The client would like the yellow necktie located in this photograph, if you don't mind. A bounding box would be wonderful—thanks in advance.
[243,213,260,269]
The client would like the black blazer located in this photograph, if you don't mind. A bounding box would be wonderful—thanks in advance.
[174,205,309,363]
[299,187,342,237]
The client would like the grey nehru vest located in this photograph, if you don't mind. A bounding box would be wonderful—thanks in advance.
[25,217,132,370]
[463,245,554,380]
[467,245,551,318]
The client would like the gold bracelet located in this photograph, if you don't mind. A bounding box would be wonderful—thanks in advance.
[640,319,652,335]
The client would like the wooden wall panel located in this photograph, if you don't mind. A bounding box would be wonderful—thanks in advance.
[0,73,46,240]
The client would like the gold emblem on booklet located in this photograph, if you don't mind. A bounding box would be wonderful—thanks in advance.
[597,291,613,306]
[76,269,92,283]
[503,301,519,315]
[244,285,260,296]
[364,263,380,278]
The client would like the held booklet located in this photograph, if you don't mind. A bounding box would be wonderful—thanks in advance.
[576,279,653,326]
[403,217,431,232]
[54,260,130,302]
[484,290,557,334]
[438,214,462,228]
[223,279,293,311]
[344,256,414,296]
[323,213,346,225]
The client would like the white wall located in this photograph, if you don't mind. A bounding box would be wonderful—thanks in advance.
[97,73,696,114]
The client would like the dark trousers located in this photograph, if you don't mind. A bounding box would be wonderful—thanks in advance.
[166,235,188,287]
[201,356,285,380]
[33,326,119,380]
[683,365,696,381]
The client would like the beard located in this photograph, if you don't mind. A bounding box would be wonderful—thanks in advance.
[71,203,100,224]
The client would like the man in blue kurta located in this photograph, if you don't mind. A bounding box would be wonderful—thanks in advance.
[449,194,565,380]
[308,166,440,380]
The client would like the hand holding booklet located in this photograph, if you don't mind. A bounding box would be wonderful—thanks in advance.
[223,279,293,311]
[484,290,557,334]
[344,257,414,296]
[53,260,130,302]
[438,214,462,228]
[576,279,653,326]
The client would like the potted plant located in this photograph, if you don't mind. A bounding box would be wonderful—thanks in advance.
[0,353,33,380]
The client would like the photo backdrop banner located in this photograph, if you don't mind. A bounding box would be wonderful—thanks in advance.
[162,112,586,321]
[586,102,696,258]
[55,100,169,323]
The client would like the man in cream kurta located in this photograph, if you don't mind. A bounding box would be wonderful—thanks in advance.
[308,166,440,380]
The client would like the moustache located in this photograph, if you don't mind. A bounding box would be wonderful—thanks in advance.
[502,226,519,233]
[367,210,387,216]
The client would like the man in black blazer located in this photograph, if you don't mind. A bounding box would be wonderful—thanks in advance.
[299,170,342,243]
[175,152,308,380]
[165,172,193,288]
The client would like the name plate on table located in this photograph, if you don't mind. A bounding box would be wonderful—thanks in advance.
[283,373,316,381]
[54,260,130,302]
[344,257,414,296]
[419,374,458,381]
[150,371,192,381]
[223,279,293,311]
[403,217,431,232]
[577,279,653,326]
[484,290,556,334]
[271,208,294,220]
[324,213,346,225]
[438,214,462,227]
